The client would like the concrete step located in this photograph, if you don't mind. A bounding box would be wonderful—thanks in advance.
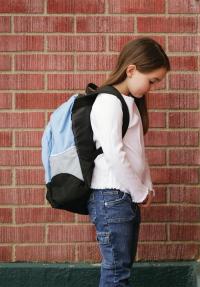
[0,261,199,287]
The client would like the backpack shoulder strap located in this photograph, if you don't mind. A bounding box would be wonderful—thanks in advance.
[97,85,129,138]
[92,85,130,158]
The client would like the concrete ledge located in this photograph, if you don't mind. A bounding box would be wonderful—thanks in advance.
[0,261,199,287]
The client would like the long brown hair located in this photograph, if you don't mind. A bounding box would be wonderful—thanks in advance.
[101,37,170,134]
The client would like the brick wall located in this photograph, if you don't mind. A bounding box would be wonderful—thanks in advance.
[0,0,199,263]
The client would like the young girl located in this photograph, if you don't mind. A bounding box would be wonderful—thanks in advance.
[87,37,170,287]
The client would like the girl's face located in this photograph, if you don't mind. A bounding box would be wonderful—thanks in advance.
[126,66,167,98]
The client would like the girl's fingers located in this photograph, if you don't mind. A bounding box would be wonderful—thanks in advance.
[139,192,154,208]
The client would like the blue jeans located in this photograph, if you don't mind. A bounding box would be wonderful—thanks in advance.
[87,189,141,287]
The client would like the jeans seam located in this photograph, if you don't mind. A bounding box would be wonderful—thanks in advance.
[102,191,118,283]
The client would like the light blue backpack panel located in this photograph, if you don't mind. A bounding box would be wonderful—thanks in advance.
[41,95,83,184]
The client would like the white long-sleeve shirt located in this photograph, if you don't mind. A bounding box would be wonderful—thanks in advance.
[90,92,154,203]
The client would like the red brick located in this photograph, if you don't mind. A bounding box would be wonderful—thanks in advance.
[137,16,197,33]
[47,35,106,52]
[109,35,165,51]
[15,55,74,71]
[169,74,200,90]
[15,207,75,223]
[148,92,199,110]
[145,149,166,165]
[169,112,200,128]
[0,74,44,90]
[0,208,12,223]
[0,55,11,71]
[48,225,96,243]
[15,93,70,109]
[169,149,200,165]
[145,131,199,147]
[0,150,41,166]
[0,93,12,109]
[151,186,167,203]
[77,16,134,33]
[108,0,165,13]
[16,245,75,262]
[77,243,100,262]
[77,214,90,223]
[0,112,45,128]
[48,74,106,90]
[0,170,12,185]
[151,168,199,184]
[77,55,117,71]
[170,225,200,241]
[169,186,200,204]
[0,188,44,205]
[47,112,52,121]
[0,247,12,262]
[199,16,200,33]
[138,243,198,260]
[16,169,44,185]
[141,206,200,222]
[139,224,167,241]
[168,36,200,52]
[0,226,45,243]
[168,0,200,13]
[15,131,43,147]
[149,112,166,128]
[0,36,44,52]
[0,16,10,32]
[109,36,137,52]
[47,0,105,13]
[0,131,12,147]
[14,16,73,33]
[0,0,44,13]
[169,56,198,71]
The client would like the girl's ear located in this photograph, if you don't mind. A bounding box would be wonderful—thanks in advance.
[126,64,137,78]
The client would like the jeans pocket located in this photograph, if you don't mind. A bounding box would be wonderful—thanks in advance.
[96,232,110,245]
[96,232,115,269]
[104,190,131,207]
[104,192,136,223]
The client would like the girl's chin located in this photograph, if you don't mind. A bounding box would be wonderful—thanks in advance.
[134,94,145,99]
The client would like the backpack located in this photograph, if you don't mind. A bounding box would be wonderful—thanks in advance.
[41,83,130,215]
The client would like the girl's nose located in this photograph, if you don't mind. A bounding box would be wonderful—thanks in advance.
[149,83,156,91]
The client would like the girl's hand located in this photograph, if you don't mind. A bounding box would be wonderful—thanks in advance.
[139,190,154,208]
